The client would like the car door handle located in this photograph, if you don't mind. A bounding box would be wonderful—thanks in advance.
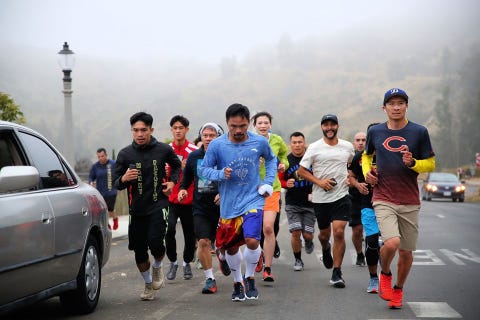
[81,208,88,216]
[41,212,52,224]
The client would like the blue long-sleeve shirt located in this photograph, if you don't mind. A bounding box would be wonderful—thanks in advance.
[200,131,276,219]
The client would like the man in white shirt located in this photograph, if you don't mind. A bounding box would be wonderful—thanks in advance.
[298,114,354,288]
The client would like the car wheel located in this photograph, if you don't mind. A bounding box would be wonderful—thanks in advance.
[426,193,432,201]
[452,198,457,202]
[60,235,101,314]
[459,197,464,202]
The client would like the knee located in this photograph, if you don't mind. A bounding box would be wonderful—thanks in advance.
[198,238,210,250]
[291,230,301,239]
[263,224,274,236]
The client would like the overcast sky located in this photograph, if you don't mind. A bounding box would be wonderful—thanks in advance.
[1,0,477,63]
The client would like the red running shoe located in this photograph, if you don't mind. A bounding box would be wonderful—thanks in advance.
[379,272,393,301]
[255,251,264,273]
[262,268,274,282]
[388,287,403,309]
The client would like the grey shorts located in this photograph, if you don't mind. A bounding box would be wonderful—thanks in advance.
[285,204,315,234]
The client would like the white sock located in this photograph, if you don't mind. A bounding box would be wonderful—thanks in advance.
[218,251,225,261]
[172,260,178,265]
[204,268,214,280]
[244,246,261,278]
[152,259,162,268]
[141,269,152,283]
[226,250,243,283]
[183,261,188,267]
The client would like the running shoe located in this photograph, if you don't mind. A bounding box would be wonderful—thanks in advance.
[388,287,403,309]
[367,277,379,293]
[293,258,304,271]
[274,241,281,258]
[140,282,155,301]
[231,282,245,301]
[216,249,231,276]
[244,277,259,300]
[183,263,193,280]
[255,251,264,273]
[166,262,178,280]
[305,240,314,254]
[322,244,333,269]
[356,252,366,266]
[262,268,275,282]
[379,272,393,301]
[152,266,165,290]
[202,278,218,294]
[329,268,345,288]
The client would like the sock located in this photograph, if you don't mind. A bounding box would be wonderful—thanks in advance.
[244,246,261,278]
[381,270,392,276]
[394,285,403,290]
[226,250,243,283]
[172,260,178,266]
[294,251,302,260]
[141,269,152,283]
[152,259,162,269]
[183,261,187,267]
[370,272,378,278]
[204,268,214,280]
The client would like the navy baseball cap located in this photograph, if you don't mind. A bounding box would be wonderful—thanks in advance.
[321,114,338,125]
[383,88,409,105]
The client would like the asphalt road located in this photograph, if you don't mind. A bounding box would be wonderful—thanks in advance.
[6,199,480,320]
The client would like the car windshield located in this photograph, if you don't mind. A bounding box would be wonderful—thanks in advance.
[429,173,459,183]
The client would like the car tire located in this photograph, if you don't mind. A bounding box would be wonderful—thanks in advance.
[426,193,432,201]
[459,198,464,202]
[60,235,101,314]
[452,198,457,202]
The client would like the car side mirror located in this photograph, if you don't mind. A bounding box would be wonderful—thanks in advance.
[0,166,40,192]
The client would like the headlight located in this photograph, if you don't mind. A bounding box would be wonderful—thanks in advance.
[455,185,466,192]
[431,185,438,192]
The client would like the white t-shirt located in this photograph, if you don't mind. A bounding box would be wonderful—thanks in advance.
[299,138,354,203]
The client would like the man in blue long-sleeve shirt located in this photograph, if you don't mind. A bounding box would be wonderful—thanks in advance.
[200,103,276,302]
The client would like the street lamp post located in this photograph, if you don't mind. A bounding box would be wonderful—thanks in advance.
[57,42,76,166]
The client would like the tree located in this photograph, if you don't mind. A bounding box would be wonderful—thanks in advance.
[0,92,25,124]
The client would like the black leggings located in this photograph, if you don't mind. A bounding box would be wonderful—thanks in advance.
[165,203,196,263]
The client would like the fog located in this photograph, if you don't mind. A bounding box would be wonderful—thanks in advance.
[1,0,479,169]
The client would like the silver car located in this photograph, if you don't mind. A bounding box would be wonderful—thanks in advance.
[0,121,111,315]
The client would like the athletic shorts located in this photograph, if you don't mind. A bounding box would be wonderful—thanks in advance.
[264,191,281,212]
[373,201,420,251]
[193,212,220,241]
[285,204,315,234]
[215,208,263,250]
[360,207,379,236]
[103,195,117,212]
[349,200,362,227]
[128,207,168,263]
[313,195,352,230]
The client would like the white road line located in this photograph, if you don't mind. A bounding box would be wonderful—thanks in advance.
[408,302,462,318]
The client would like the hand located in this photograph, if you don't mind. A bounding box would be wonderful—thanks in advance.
[286,178,295,188]
[258,184,273,197]
[321,178,336,191]
[224,167,232,180]
[214,193,220,206]
[122,167,138,182]
[356,182,370,195]
[365,170,378,186]
[401,146,414,167]
[162,181,175,196]
[278,163,286,173]
[178,189,188,202]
